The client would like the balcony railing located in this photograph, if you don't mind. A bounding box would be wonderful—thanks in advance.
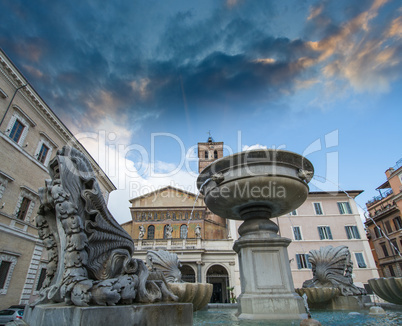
[367,189,393,207]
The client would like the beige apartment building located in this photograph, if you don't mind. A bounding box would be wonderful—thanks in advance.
[123,137,378,301]
[365,159,402,277]
[0,49,115,309]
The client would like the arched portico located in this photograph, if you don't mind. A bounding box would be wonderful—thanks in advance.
[206,264,230,303]
[180,264,196,283]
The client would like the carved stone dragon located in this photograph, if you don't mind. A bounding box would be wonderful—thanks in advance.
[35,146,177,306]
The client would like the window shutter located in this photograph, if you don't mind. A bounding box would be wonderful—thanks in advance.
[346,202,352,214]
[306,255,312,269]
[353,226,361,239]
[345,226,352,239]
[355,253,366,268]
[296,255,302,269]
[338,202,344,214]
[318,227,324,240]
[327,227,333,239]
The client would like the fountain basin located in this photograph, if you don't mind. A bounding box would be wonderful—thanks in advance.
[296,287,340,303]
[368,277,402,305]
[197,150,314,220]
[168,282,213,311]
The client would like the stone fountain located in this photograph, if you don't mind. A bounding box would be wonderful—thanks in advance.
[146,250,213,311]
[23,147,192,326]
[296,245,369,310]
[197,149,314,321]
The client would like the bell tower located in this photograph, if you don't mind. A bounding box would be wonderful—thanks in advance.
[198,135,224,173]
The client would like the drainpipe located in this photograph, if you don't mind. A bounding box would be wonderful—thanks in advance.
[0,84,28,127]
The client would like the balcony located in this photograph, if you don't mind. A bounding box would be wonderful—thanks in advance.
[367,188,393,208]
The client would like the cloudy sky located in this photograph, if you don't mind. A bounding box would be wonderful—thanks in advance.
[1,0,402,223]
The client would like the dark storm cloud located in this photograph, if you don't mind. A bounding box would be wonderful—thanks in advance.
[1,0,401,133]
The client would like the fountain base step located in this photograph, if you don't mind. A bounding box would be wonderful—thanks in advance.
[307,295,371,311]
[237,293,307,320]
[23,302,193,326]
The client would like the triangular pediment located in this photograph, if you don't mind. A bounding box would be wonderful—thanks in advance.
[129,186,204,208]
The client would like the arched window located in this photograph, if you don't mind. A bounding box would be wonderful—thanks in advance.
[204,151,208,159]
[163,225,169,239]
[214,150,218,159]
[180,225,188,239]
[147,225,155,239]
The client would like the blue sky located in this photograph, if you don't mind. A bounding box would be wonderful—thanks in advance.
[1,0,402,223]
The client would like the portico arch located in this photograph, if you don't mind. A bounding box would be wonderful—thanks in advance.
[206,264,230,303]
[180,264,196,283]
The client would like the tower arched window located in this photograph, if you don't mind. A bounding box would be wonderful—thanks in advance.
[147,225,155,240]
[214,150,218,159]
[204,151,208,159]
[180,225,188,239]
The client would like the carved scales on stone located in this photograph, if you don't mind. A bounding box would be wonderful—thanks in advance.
[35,146,177,306]
[302,245,366,296]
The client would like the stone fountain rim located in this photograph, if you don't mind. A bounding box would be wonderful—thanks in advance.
[197,149,314,188]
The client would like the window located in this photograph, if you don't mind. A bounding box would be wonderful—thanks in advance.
[318,226,333,240]
[36,143,49,163]
[390,239,399,255]
[16,197,31,220]
[381,243,389,257]
[289,210,297,216]
[35,268,47,291]
[385,221,393,234]
[338,202,352,214]
[313,202,323,215]
[0,253,18,294]
[389,265,396,277]
[0,261,12,289]
[374,226,382,238]
[293,226,302,240]
[393,216,402,230]
[6,107,35,147]
[354,253,367,268]
[204,151,208,159]
[163,225,169,239]
[214,150,218,159]
[147,225,155,240]
[296,254,312,269]
[345,226,361,239]
[185,212,189,219]
[9,119,24,143]
[180,225,188,239]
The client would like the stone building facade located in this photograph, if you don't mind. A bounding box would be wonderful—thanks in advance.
[365,158,402,277]
[0,49,115,309]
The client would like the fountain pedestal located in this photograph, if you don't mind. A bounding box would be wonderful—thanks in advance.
[197,149,314,321]
[233,214,306,320]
